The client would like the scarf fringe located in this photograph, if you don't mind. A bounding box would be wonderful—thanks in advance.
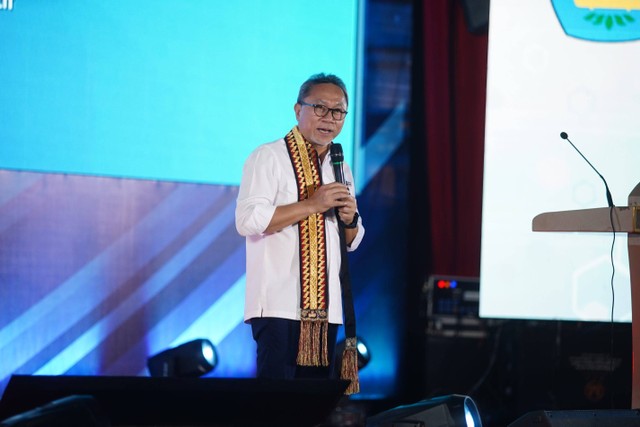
[297,319,329,366]
[340,337,360,395]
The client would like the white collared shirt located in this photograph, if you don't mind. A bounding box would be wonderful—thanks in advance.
[235,138,364,324]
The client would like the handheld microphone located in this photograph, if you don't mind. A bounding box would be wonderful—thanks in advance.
[330,143,345,185]
[560,132,614,208]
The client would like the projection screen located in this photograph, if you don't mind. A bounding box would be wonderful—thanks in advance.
[480,0,640,322]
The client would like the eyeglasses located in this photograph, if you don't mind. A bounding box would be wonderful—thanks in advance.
[298,101,348,121]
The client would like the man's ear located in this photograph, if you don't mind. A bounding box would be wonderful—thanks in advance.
[294,102,301,120]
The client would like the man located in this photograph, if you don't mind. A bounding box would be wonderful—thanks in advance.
[235,73,364,383]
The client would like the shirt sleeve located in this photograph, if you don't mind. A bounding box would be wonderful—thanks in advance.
[235,145,279,237]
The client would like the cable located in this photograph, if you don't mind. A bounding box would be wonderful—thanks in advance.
[467,322,503,397]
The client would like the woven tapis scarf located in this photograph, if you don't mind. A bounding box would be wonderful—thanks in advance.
[284,126,359,394]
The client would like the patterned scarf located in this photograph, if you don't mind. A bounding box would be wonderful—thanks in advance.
[284,126,360,394]
[284,126,330,367]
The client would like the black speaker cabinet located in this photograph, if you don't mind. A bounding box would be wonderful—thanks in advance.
[0,375,348,427]
[0,395,110,427]
[508,409,640,427]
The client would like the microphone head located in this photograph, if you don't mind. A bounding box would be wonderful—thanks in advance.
[330,143,344,162]
[560,132,568,139]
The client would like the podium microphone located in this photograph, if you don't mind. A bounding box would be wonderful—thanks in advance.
[560,131,614,208]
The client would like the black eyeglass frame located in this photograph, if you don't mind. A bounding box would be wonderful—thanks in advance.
[298,101,348,121]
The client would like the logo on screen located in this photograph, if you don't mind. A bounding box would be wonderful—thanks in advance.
[552,0,640,41]
[0,0,13,11]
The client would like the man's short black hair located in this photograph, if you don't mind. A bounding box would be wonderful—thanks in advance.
[297,73,348,106]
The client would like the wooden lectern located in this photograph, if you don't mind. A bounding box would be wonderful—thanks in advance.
[533,182,640,408]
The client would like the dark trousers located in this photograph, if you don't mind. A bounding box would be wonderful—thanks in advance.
[251,317,338,379]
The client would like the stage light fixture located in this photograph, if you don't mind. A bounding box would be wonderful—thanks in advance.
[366,394,483,427]
[335,336,371,370]
[147,338,217,378]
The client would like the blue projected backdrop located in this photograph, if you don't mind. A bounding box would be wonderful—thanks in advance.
[0,0,405,401]
[0,0,357,185]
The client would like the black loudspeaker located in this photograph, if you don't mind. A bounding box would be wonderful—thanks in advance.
[0,375,348,427]
[507,409,640,427]
[0,395,110,427]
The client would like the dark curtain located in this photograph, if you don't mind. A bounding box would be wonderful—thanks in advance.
[417,0,489,277]
[403,0,489,401]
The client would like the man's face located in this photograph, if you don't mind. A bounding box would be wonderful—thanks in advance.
[294,83,347,153]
